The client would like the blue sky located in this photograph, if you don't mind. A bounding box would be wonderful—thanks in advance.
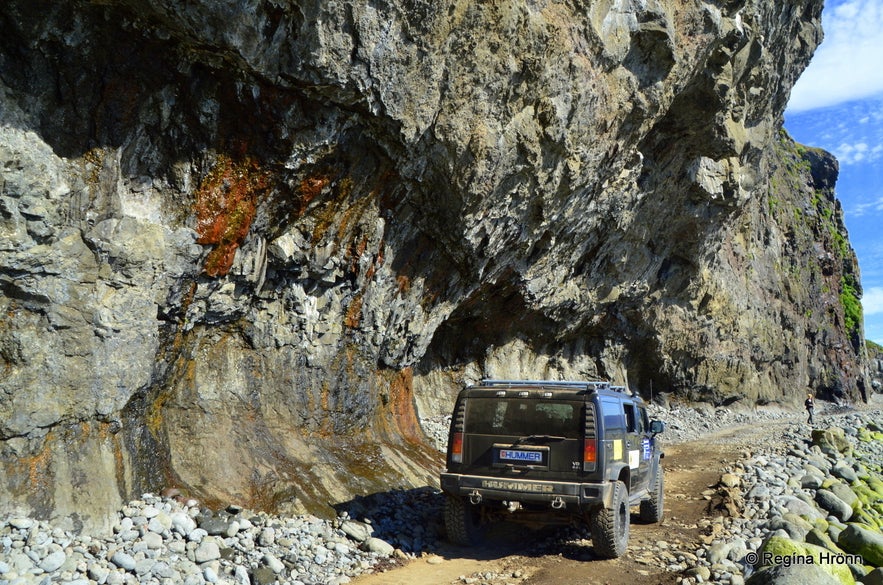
[784,0,883,345]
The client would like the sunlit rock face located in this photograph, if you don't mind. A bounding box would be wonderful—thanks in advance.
[0,0,866,531]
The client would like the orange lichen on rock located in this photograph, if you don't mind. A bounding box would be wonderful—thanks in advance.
[195,154,269,276]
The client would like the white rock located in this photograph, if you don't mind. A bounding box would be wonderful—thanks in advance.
[111,551,136,571]
[263,554,285,574]
[258,527,275,546]
[148,512,171,533]
[172,512,197,536]
[363,537,394,555]
[117,517,133,532]
[39,549,67,573]
[340,520,373,542]
[333,542,351,555]
[143,531,164,550]
[194,540,220,563]
[88,564,110,584]
[225,520,240,537]
[9,518,34,530]
[134,558,155,576]
[234,564,250,585]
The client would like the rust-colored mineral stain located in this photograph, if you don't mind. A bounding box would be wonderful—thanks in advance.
[8,432,56,496]
[299,175,328,210]
[344,292,364,329]
[385,367,423,445]
[194,154,269,276]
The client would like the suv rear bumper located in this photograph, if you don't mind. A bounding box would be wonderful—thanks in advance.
[440,473,615,509]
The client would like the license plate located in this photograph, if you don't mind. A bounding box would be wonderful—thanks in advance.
[498,449,543,463]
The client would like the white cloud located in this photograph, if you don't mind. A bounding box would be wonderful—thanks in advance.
[834,140,883,164]
[863,286,883,315]
[856,241,883,282]
[851,196,883,216]
[788,0,883,112]
[789,101,883,165]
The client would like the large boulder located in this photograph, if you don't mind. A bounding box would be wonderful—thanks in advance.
[757,535,856,585]
[862,568,883,585]
[812,429,853,457]
[746,562,840,585]
[815,490,854,522]
[838,524,883,566]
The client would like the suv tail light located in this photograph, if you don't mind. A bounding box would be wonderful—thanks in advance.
[450,399,466,464]
[583,402,597,472]
[583,438,597,465]
[451,432,463,463]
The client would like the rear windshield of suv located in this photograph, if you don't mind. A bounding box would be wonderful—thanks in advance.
[464,398,583,438]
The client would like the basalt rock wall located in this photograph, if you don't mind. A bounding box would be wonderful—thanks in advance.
[0,0,867,531]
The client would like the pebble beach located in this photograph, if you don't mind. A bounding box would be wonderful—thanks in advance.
[2,398,881,585]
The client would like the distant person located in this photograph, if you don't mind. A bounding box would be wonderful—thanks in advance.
[804,393,815,425]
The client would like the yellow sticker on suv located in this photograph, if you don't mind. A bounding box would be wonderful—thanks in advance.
[613,439,623,460]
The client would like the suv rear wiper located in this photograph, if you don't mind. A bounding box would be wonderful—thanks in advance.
[511,434,567,445]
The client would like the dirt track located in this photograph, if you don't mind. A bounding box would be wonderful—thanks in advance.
[352,420,795,585]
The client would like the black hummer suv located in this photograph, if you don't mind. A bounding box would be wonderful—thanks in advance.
[440,380,665,558]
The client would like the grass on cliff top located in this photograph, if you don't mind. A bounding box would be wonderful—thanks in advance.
[868,339,883,354]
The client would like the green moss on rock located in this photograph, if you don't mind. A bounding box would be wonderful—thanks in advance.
[812,428,852,457]
[814,518,831,532]
[853,483,877,505]
[760,535,856,583]
[867,478,883,498]
[806,528,846,555]
[784,513,816,533]
[838,524,883,566]
[852,510,880,531]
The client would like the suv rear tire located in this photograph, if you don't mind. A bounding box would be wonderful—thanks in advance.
[590,480,629,558]
[444,495,483,546]
[639,466,664,523]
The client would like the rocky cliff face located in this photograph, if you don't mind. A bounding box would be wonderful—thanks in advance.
[870,343,883,393]
[0,0,868,531]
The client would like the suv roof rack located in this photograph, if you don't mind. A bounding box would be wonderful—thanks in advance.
[479,379,611,390]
